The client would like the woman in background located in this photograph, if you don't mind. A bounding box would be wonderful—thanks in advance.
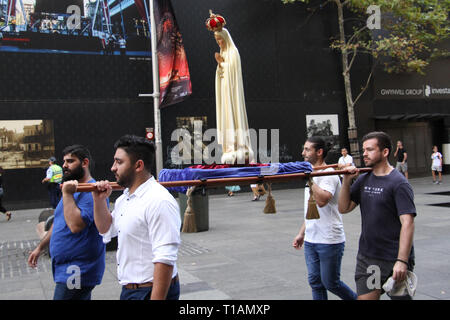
[431,145,443,184]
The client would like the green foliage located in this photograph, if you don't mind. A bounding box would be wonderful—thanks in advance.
[282,0,450,75]
[281,0,308,3]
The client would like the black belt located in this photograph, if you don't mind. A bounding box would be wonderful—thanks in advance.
[124,274,179,290]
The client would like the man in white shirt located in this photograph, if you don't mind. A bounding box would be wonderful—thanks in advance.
[292,136,356,300]
[431,145,443,184]
[338,147,354,179]
[92,135,181,300]
[338,147,354,169]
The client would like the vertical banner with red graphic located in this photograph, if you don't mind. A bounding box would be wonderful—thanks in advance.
[154,0,192,108]
[8,0,17,16]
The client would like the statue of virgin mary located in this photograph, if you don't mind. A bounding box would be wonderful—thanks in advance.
[206,12,255,165]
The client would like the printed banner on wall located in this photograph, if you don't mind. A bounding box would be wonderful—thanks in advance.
[0,120,55,169]
[154,0,192,107]
[0,0,151,56]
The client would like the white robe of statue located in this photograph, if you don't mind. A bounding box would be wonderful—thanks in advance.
[214,28,254,164]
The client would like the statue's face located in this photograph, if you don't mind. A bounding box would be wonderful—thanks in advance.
[214,34,226,50]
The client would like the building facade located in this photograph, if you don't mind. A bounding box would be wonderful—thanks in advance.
[0,0,448,207]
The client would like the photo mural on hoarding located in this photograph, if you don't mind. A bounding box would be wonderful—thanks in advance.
[0,0,152,56]
[306,114,340,157]
[166,116,208,168]
[0,119,55,169]
[0,0,191,102]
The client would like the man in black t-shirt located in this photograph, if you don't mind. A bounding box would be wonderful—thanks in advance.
[394,140,408,180]
[338,132,416,300]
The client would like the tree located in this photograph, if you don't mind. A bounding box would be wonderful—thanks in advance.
[282,0,449,165]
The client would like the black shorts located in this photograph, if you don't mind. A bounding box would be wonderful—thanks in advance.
[355,252,414,296]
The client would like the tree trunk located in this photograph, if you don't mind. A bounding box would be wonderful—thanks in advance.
[335,0,361,166]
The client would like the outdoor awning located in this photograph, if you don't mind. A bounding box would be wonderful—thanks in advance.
[373,113,450,120]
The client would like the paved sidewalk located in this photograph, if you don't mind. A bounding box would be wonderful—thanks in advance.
[0,175,449,300]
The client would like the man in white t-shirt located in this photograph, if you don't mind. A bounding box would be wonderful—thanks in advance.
[292,136,356,300]
[338,147,353,169]
[338,147,354,179]
[431,145,443,184]
[92,135,181,300]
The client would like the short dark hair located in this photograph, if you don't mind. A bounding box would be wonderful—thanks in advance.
[362,131,392,156]
[62,144,93,168]
[306,136,328,158]
[114,135,155,172]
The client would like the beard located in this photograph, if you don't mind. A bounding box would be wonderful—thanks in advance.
[63,163,85,182]
[304,155,318,166]
[115,166,136,188]
[364,155,382,167]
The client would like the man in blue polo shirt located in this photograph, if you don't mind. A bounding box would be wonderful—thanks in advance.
[28,145,107,300]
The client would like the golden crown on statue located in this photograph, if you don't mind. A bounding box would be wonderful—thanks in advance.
[205,10,226,32]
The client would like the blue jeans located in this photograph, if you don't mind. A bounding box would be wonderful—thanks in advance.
[304,241,357,300]
[53,282,95,300]
[120,280,180,300]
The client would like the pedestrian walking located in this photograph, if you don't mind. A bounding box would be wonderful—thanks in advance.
[394,140,408,180]
[338,131,416,300]
[431,145,443,184]
[338,147,354,179]
[292,136,356,300]
[92,135,181,300]
[338,147,354,169]
[42,157,62,209]
[226,185,240,196]
[250,183,266,201]
[28,145,107,300]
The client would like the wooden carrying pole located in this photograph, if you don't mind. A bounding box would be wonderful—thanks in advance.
[313,164,338,170]
[73,167,372,192]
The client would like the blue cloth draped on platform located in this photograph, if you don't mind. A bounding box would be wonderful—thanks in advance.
[158,161,313,193]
